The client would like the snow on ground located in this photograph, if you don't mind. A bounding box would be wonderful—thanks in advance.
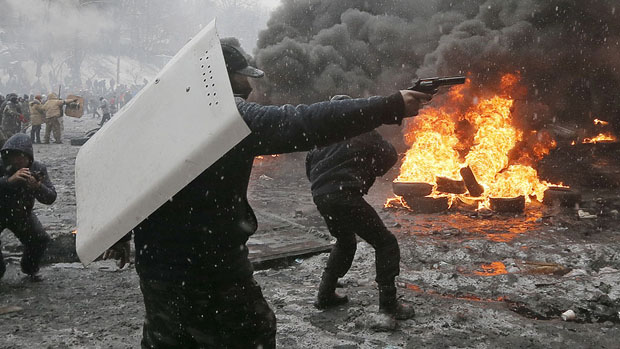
[1,115,620,348]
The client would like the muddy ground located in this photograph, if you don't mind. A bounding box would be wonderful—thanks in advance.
[1,116,620,348]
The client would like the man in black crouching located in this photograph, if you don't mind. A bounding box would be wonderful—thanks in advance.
[0,134,56,281]
[306,95,415,321]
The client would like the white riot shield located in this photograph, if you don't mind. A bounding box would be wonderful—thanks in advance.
[75,20,251,265]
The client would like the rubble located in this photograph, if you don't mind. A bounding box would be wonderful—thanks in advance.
[1,117,620,348]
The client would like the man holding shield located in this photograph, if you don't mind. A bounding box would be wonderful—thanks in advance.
[105,41,432,348]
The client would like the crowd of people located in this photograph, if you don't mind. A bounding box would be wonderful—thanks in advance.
[0,82,138,146]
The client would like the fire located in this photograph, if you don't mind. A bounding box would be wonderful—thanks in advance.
[397,108,462,184]
[385,196,407,208]
[255,154,280,160]
[594,119,609,126]
[582,133,617,144]
[391,73,558,209]
[474,261,508,276]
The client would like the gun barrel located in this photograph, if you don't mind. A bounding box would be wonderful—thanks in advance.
[437,76,466,86]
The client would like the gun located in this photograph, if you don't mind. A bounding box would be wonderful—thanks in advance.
[408,76,466,94]
[31,170,45,182]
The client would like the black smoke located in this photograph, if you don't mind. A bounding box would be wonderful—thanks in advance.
[253,0,620,134]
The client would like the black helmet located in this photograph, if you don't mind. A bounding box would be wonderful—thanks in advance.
[221,43,264,78]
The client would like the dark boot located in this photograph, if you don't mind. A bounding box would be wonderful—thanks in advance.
[20,234,50,278]
[314,271,349,309]
[379,285,415,320]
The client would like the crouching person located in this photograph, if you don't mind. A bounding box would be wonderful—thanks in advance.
[0,134,56,281]
[306,95,415,323]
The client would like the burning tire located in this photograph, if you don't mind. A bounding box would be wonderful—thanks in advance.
[392,182,433,197]
[402,195,449,213]
[489,196,525,213]
[543,187,581,207]
[435,176,466,194]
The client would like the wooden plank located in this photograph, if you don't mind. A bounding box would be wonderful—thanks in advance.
[247,210,332,264]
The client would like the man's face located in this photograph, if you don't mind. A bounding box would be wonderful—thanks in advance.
[5,152,30,170]
[230,73,253,99]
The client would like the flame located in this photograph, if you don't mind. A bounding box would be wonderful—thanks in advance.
[582,133,617,144]
[474,261,508,276]
[255,154,280,161]
[401,281,506,302]
[391,73,559,209]
[397,108,462,184]
[594,119,609,126]
[71,230,77,235]
[385,196,408,208]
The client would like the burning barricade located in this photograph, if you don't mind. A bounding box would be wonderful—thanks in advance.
[387,73,585,213]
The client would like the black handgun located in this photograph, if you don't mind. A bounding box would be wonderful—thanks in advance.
[31,170,45,181]
[408,76,466,94]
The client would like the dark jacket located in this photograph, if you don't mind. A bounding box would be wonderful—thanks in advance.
[133,93,405,284]
[306,130,398,197]
[0,134,57,220]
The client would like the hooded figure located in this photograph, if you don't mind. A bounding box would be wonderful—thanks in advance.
[0,134,56,281]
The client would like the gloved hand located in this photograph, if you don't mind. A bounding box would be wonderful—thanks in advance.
[102,240,131,269]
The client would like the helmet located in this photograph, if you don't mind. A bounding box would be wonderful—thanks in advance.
[221,42,264,78]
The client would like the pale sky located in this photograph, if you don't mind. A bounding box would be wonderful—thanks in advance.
[259,0,281,10]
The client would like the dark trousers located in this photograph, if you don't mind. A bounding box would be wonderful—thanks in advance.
[139,276,276,349]
[30,125,41,143]
[99,113,110,126]
[313,192,400,287]
[0,213,50,278]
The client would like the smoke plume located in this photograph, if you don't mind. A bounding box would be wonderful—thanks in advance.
[253,0,620,133]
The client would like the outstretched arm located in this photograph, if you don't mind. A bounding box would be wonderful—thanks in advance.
[238,92,407,156]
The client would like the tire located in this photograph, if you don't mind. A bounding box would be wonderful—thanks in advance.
[70,137,90,146]
[392,182,433,197]
[402,195,449,213]
[489,196,525,213]
[543,187,581,207]
[85,128,100,138]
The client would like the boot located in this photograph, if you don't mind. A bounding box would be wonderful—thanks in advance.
[314,271,349,309]
[379,285,415,320]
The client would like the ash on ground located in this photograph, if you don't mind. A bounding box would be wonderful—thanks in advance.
[1,117,620,348]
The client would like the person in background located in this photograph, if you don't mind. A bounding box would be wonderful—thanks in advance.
[1,93,23,147]
[98,97,111,126]
[42,93,75,144]
[19,94,31,133]
[0,134,56,281]
[29,95,45,144]
[103,41,432,348]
